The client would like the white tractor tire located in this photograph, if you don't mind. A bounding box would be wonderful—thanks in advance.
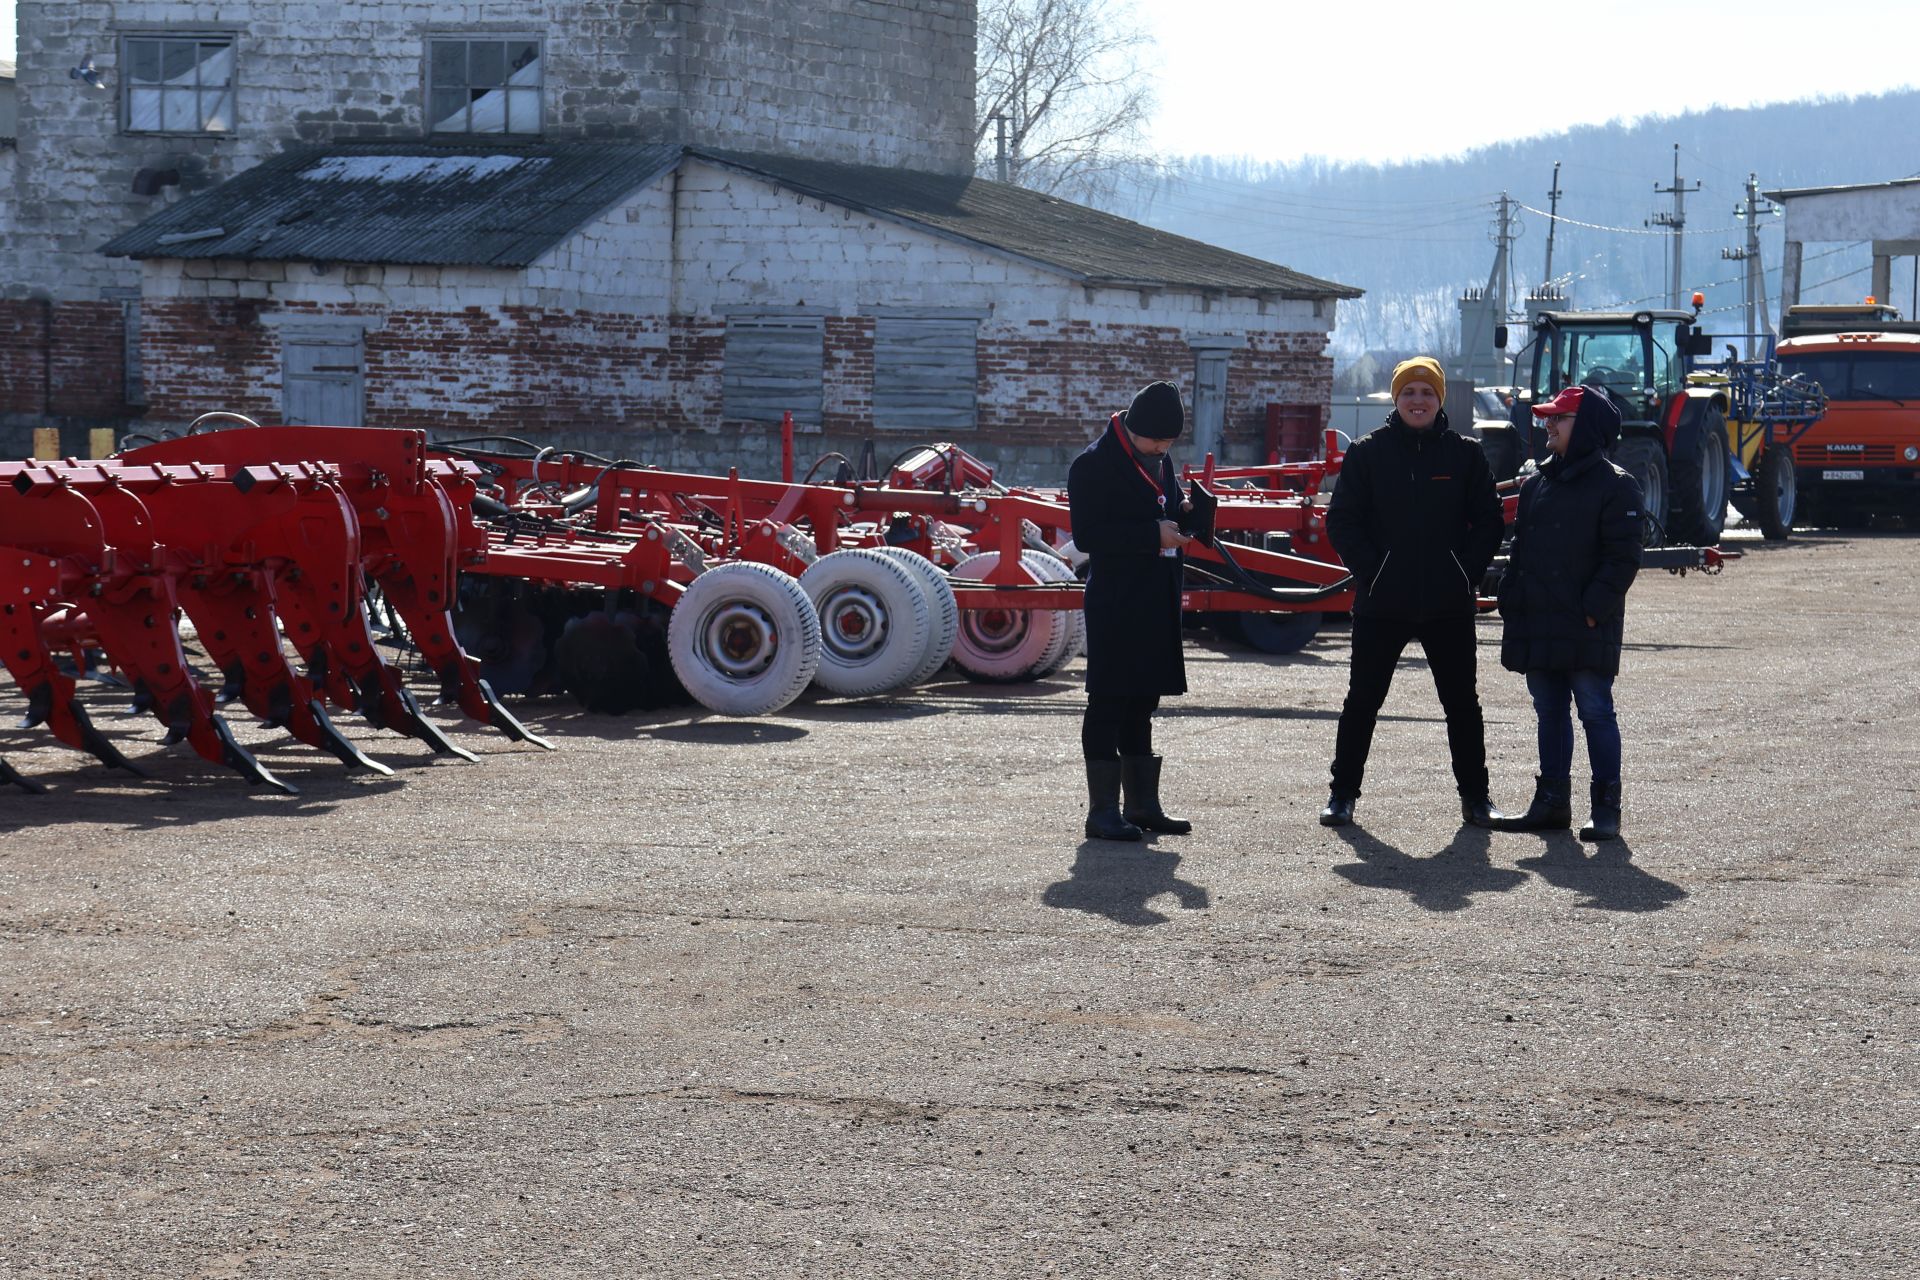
[870,546,960,686]
[667,562,822,716]
[1021,549,1084,679]
[799,549,935,697]
[948,551,1071,682]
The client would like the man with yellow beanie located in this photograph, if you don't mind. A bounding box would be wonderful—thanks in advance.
[1319,356,1507,829]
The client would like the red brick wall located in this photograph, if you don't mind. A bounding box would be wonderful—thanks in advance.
[0,300,133,419]
[133,301,1332,479]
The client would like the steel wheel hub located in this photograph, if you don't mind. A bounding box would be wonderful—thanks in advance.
[701,601,780,678]
[821,586,889,662]
[962,606,1030,655]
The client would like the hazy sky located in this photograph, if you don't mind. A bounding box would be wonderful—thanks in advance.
[1132,0,1920,163]
[3,0,1914,164]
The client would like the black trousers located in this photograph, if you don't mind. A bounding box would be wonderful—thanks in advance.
[1328,612,1489,801]
[1082,693,1160,762]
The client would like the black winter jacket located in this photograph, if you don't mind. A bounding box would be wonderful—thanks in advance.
[1497,447,1645,676]
[1067,417,1187,697]
[1326,410,1504,618]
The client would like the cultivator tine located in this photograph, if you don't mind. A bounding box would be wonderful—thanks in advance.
[61,699,147,777]
[393,686,480,763]
[176,575,397,774]
[208,714,297,794]
[303,699,393,775]
[437,666,554,750]
[0,754,47,794]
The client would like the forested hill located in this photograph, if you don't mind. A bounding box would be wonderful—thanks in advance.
[1104,90,1920,364]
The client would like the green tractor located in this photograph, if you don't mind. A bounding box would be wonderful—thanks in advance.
[1479,307,1733,546]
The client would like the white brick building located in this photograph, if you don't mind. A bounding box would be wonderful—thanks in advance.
[4,2,1357,479]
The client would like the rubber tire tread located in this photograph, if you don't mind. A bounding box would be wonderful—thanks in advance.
[870,546,960,687]
[667,562,822,716]
[1667,408,1730,546]
[948,551,1068,682]
[1610,436,1670,548]
[799,549,934,697]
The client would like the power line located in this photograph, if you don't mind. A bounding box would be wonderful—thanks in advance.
[1513,201,1744,238]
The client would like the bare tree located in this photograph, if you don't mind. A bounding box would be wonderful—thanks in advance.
[974,0,1164,202]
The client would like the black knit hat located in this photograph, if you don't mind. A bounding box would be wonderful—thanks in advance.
[1122,381,1184,440]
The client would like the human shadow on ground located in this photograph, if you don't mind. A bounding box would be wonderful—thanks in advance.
[1042,841,1211,927]
[1515,831,1687,912]
[1329,823,1528,912]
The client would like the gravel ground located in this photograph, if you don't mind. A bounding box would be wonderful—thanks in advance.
[2,528,1916,1279]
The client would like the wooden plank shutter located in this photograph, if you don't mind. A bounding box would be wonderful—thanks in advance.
[723,317,824,427]
[873,316,978,432]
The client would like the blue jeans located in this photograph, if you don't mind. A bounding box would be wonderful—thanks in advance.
[1524,669,1620,783]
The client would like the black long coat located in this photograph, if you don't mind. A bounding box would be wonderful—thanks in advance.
[1498,449,1644,675]
[1325,411,1505,619]
[1067,417,1187,697]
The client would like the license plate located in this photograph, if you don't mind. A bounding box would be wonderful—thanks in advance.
[1822,469,1865,480]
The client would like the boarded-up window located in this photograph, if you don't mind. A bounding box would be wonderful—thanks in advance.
[282,333,364,427]
[723,317,824,427]
[873,317,978,432]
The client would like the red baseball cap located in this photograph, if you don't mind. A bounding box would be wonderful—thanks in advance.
[1532,386,1585,418]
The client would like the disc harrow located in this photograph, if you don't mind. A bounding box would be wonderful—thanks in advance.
[4,420,1737,791]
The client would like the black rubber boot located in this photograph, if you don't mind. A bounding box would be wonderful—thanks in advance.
[1121,755,1191,835]
[1460,795,1509,828]
[1579,779,1622,842]
[1084,759,1142,841]
[1492,776,1572,831]
[1319,792,1356,827]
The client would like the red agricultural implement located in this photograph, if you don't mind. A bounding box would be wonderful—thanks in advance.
[0,417,1730,791]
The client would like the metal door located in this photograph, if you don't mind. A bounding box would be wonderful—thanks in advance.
[1191,350,1229,460]
[283,335,364,426]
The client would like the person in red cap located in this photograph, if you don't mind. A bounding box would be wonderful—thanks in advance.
[1320,356,1507,829]
[1068,380,1195,842]
[1493,383,1644,839]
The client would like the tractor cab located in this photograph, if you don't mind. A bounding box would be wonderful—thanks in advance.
[1478,307,1729,546]
[1509,309,1712,459]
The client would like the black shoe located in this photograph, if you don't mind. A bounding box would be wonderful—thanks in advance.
[1319,792,1356,827]
[1084,758,1142,841]
[1492,776,1572,831]
[1579,779,1622,842]
[1121,754,1191,835]
[1460,796,1508,828]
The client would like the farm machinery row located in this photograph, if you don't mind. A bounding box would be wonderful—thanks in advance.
[0,417,1727,793]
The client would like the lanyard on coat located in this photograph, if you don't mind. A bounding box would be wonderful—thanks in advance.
[1112,414,1168,511]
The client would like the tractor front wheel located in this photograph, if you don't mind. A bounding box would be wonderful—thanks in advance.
[1668,408,1730,546]
[1610,436,1670,547]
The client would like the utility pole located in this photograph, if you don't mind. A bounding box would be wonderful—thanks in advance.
[992,113,1010,184]
[1490,190,1516,320]
[1542,162,1562,284]
[1648,144,1702,311]
[1724,173,1778,356]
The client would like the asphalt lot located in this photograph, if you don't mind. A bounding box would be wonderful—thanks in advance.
[2,527,1917,1278]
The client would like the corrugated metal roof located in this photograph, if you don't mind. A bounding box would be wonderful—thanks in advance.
[101,140,683,266]
[1764,175,1920,200]
[694,148,1361,299]
[101,138,1358,299]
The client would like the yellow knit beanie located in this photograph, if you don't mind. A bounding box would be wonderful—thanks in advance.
[1390,356,1446,402]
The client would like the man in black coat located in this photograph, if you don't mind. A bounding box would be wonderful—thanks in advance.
[1320,357,1507,828]
[1493,384,1644,840]
[1067,380,1194,841]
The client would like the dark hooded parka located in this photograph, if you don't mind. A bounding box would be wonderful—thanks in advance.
[1498,386,1645,675]
[1067,415,1188,697]
[1326,408,1505,618]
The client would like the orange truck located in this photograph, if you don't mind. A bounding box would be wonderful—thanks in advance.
[1771,304,1920,528]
